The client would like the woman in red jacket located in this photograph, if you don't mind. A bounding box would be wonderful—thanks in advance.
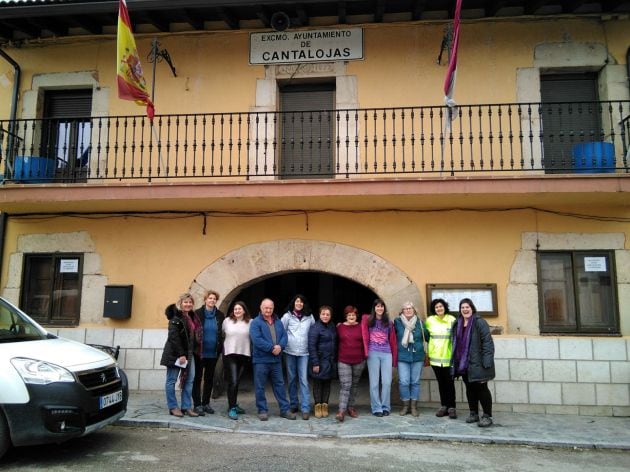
[335,305,365,422]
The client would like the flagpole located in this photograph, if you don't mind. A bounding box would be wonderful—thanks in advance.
[150,37,158,103]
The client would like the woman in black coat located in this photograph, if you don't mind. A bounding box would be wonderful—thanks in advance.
[160,293,198,418]
[308,305,337,418]
[451,298,495,427]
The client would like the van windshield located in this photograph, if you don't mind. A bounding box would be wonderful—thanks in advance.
[0,298,48,343]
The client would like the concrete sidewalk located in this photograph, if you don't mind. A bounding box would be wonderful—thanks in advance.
[117,390,630,450]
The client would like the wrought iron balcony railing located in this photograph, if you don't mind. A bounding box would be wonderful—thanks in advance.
[1,101,628,184]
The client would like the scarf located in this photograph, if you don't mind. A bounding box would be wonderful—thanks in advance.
[454,316,474,376]
[399,314,417,348]
[292,309,303,320]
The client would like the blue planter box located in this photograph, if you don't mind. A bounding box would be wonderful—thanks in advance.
[13,156,55,183]
[572,142,615,173]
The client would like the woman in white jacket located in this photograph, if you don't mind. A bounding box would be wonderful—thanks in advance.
[281,294,315,420]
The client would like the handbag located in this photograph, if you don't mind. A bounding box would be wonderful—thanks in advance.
[420,321,430,367]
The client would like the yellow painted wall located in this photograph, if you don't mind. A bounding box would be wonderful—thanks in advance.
[1,16,628,121]
[3,206,628,330]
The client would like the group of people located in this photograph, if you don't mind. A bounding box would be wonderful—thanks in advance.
[161,291,496,427]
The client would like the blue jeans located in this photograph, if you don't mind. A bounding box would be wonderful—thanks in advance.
[285,353,311,413]
[397,360,423,401]
[165,356,195,410]
[253,361,290,414]
[367,351,392,413]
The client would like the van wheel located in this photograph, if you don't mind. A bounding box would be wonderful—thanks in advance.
[0,411,10,459]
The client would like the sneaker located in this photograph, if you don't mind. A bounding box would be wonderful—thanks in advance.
[382,410,390,416]
[372,412,383,417]
[203,405,215,414]
[478,414,493,428]
[235,404,245,414]
[228,407,238,420]
[302,412,310,420]
[466,412,480,423]
[448,408,457,419]
[193,406,206,416]
[281,411,297,420]
[258,412,268,421]
[435,407,448,417]
[183,409,199,417]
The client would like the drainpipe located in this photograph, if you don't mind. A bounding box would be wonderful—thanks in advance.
[0,47,21,174]
[0,212,6,289]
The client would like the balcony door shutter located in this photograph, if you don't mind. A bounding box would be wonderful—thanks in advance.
[540,74,599,173]
[280,83,335,179]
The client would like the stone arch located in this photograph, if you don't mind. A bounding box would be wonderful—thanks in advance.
[190,239,422,315]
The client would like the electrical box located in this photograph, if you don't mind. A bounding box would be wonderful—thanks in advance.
[104,285,133,319]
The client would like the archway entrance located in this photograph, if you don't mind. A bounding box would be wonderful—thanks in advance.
[234,271,378,322]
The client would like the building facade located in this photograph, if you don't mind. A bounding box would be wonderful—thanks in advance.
[1,0,629,416]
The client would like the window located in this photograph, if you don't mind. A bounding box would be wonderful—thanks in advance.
[279,82,335,179]
[540,73,600,173]
[41,89,92,182]
[20,254,83,326]
[538,251,619,334]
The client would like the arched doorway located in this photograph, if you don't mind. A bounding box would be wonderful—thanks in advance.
[234,271,377,322]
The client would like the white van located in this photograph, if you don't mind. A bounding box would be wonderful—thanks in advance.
[0,297,128,459]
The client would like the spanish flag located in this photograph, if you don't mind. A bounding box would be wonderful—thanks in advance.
[117,0,154,120]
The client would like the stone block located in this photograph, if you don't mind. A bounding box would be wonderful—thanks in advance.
[526,337,559,359]
[58,328,86,343]
[428,380,440,403]
[113,329,143,348]
[117,348,126,368]
[494,337,526,359]
[85,328,114,346]
[494,359,510,381]
[139,369,165,391]
[543,360,576,382]
[492,403,514,413]
[124,369,139,390]
[577,361,611,383]
[529,382,562,404]
[611,362,630,383]
[596,384,630,406]
[512,404,546,414]
[510,359,543,381]
[494,381,528,404]
[82,252,102,275]
[154,350,164,369]
[579,406,613,416]
[142,329,168,348]
[562,383,595,405]
[124,349,155,369]
[593,339,627,361]
[615,249,630,283]
[612,406,630,417]
[545,405,579,415]
[559,338,593,360]
[506,284,540,335]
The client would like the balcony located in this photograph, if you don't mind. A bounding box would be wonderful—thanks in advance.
[1,101,629,184]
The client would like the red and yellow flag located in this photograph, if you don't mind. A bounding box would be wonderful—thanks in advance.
[117,0,154,120]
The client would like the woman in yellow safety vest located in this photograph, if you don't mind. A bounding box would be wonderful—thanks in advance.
[425,298,457,419]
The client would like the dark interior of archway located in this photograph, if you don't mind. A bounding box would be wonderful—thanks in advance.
[232,271,378,324]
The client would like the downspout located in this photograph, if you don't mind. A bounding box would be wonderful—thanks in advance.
[0,212,6,289]
[0,47,21,175]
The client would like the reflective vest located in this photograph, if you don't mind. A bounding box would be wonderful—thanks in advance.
[425,314,456,367]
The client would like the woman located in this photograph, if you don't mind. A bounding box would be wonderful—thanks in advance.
[192,290,225,416]
[308,305,337,418]
[281,294,315,420]
[160,293,198,417]
[361,298,398,417]
[335,305,365,422]
[394,301,425,417]
[425,298,457,419]
[222,301,252,420]
[451,298,496,427]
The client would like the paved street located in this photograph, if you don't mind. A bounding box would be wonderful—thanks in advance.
[2,425,630,471]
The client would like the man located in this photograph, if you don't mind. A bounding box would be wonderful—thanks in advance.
[249,298,296,421]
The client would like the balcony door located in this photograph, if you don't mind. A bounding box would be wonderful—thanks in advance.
[42,89,92,182]
[279,83,334,179]
[540,74,600,173]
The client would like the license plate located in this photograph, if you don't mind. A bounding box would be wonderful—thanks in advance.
[99,390,123,409]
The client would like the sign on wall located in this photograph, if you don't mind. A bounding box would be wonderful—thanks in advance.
[249,28,363,65]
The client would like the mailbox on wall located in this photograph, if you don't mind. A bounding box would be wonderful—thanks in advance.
[104,285,133,319]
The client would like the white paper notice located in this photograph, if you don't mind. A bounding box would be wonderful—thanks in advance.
[59,259,79,273]
[584,257,606,272]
